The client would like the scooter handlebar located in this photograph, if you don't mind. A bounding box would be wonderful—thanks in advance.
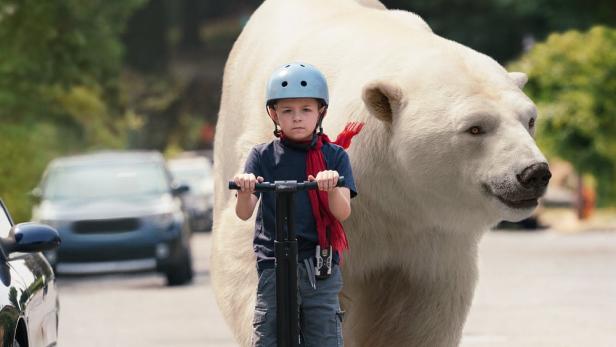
[228,176,345,192]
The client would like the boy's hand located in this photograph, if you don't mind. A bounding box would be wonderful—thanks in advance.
[308,170,339,192]
[233,173,264,196]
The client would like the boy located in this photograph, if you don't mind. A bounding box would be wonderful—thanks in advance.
[233,62,362,347]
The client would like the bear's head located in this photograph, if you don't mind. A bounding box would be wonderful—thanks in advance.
[360,49,551,230]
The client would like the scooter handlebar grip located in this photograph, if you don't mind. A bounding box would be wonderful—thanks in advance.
[301,176,345,190]
[228,176,345,191]
[228,181,275,191]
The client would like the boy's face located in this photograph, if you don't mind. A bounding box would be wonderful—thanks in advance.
[269,98,325,141]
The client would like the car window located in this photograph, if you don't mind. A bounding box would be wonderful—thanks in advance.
[170,167,207,182]
[43,162,170,200]
[169,159,212,193]
[0,202,13,238]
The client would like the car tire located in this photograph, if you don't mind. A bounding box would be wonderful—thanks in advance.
[166,246,194,286]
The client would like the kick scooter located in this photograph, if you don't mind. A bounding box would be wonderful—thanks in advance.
[229,177,345,347]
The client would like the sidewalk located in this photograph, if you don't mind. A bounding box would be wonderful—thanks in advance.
[540,208,616,233]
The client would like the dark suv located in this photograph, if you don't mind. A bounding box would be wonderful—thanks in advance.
[31,151,193,286]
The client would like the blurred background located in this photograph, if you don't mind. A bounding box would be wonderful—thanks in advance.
[0,1,615,346]
[1,0,615,226]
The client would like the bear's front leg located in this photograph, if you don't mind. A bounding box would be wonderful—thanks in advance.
[342,265,478,347]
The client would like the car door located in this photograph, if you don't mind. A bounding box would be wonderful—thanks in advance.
[0,202,25,346]
[8,252,58,347]
[0,201,58,347]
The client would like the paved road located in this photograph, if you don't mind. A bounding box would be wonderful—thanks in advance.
[57,229,616,346]
[462,229,616,347]
[57,232,234,347]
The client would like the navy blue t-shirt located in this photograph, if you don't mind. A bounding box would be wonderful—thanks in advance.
[244,136,357,272]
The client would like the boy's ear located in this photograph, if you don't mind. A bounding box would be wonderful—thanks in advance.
[362,80,403,123]
[267,105,279,124]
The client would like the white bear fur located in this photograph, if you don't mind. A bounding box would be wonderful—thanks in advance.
[212,0,546,346]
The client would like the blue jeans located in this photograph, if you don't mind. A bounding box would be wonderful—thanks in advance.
[252,263,344,347]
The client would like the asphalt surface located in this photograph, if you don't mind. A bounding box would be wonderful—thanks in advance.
[462,229,616,347]
[57,229,616,347]
[57,231,234,347]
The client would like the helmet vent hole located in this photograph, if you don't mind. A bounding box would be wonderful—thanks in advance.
[300,81,307,87]
[285,65,290,68]
[300,64,305,67]
[281,81,288,87]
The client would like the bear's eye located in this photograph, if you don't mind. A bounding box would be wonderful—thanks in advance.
[528,118,535,129]
[468,126,483,136]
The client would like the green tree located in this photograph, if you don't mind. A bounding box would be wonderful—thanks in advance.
[0,0,146,221]
[381,0,615,63]
[509,26,616,205]
[0,0,145,118]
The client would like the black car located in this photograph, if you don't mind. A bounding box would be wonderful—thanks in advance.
[0,199,61,347]
[31,151,193,286]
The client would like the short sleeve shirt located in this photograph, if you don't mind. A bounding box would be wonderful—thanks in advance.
[244,138,357,271]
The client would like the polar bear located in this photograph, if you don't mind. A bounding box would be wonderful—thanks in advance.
[211,0,551,346]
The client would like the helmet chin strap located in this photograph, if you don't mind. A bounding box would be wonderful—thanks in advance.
[316,108,327,134]
[316,116,324,134]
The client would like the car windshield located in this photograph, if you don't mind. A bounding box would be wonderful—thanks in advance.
[43,162,169,200]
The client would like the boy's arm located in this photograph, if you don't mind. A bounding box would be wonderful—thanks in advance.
[236,147,263,221]
[328,187,351,222]
[235,192,260,221]
[308,170,352,222]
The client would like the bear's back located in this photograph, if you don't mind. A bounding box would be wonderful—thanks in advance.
[215,0,436,213]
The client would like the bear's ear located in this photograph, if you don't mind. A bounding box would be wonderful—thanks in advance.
[362,81,403,123]
[508,72,528,89]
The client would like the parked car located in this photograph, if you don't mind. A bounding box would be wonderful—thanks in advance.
[31,151,194,286]
[0,199,61,347]
[168,156,214,232]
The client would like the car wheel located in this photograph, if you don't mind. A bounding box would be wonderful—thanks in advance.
[166,246,194,286]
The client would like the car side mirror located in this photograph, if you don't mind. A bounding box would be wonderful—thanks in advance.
[171,184,190,196]
[2,223,61,255]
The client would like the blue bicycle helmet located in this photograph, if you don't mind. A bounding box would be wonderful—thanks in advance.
[265,62,329,106]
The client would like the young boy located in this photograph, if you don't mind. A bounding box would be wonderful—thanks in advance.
[233,62,361,347]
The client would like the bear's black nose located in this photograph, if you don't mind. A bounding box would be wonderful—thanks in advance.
[517,162,551,190]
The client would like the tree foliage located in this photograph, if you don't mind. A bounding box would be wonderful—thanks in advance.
[0,0,145,221]
[0,0,145,119]
[509,26,616,205]
[382,0,616,63]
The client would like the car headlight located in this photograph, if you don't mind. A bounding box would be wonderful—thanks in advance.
[151,213,174,229]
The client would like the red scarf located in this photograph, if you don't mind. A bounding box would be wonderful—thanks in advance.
[280,121,364,256]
